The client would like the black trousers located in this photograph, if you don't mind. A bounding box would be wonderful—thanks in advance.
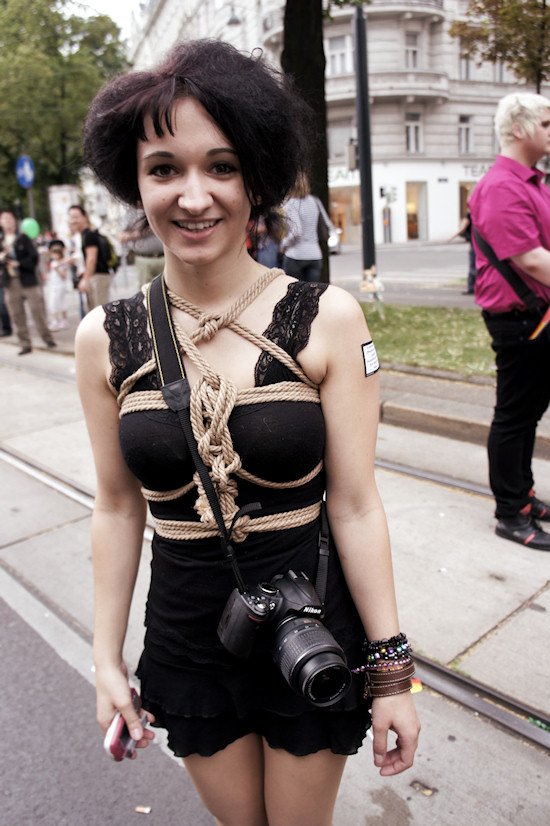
[482,308,550,518]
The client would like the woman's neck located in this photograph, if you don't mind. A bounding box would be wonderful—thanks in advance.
[162,247,265,312]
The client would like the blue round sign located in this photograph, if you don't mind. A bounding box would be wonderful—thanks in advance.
[16,155,35,189]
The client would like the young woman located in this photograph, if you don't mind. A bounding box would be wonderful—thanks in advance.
[76,40,420,826]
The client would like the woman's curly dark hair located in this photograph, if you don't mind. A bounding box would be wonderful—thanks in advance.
[83,39,313,241]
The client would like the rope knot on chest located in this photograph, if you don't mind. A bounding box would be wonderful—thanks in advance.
[196,312,221,342]
[167,269,281,534]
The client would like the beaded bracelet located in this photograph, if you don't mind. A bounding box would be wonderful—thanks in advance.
[365,632,411,664]
[352,656,412,675]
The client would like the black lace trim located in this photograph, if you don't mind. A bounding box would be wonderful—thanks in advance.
[104,293,155,391]
[255,281,328,386]
[103,281,328,392]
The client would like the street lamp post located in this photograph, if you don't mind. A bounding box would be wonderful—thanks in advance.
[353,6,382,310]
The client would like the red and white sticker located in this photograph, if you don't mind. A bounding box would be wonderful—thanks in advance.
[362,340,380,377]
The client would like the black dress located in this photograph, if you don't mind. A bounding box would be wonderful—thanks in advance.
[103,278,371,758]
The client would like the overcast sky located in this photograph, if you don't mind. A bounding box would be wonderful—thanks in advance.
[77,0,135,39]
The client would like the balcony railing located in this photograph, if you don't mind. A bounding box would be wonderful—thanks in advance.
[371,70,449,101]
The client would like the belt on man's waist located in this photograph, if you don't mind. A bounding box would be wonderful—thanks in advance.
[135,252,164,258]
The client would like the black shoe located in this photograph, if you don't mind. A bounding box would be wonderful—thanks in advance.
[529,494,550,521]
[495,513,550,550]
[45,340,57,348]
[0,330,11,337]
[18,347,32,356]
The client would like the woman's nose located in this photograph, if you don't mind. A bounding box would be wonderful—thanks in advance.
[177,173,213,213]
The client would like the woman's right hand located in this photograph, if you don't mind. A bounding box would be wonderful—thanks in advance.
[95,663,155,752]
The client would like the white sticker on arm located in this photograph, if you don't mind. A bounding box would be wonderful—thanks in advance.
[362,340,380,377]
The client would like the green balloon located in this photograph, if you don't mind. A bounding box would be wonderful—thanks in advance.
[21,217,40,239]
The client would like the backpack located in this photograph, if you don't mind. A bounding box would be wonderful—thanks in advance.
[96,232,120,273]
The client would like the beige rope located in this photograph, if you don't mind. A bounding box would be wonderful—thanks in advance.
[140,460,324,503]
[142,481,194,502]
[115,272,323,542]
[153,501,322,544]
[237,460,323,490]
[119,382,320,418]
[117,357,156,408]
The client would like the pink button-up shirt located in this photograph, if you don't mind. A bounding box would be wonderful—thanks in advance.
[469,154,550,312]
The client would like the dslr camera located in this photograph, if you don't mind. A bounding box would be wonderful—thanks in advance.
[217,570,351,707]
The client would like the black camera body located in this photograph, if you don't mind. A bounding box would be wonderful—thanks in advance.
[217,570,351,707]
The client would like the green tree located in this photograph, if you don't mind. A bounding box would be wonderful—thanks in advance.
[0,0,128,226]
[449,0,550,93]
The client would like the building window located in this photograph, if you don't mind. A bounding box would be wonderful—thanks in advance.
[405,112,422,154]
[328,120,353,161]
[459,115,473,154]
[493,60,505,83]
[327,35,351,76]
[459,43,472,80]
[405,33,419,69]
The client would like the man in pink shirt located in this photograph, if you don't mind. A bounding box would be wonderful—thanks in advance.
[469,93,550,550]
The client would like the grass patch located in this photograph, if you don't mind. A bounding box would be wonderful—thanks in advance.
[361,302,494,377]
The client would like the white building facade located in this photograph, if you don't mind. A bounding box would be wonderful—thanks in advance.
[127,1,539,245]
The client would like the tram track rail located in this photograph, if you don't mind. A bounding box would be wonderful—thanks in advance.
[1,362,549,752]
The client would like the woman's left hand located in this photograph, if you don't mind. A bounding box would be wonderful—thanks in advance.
[370,692,421,776]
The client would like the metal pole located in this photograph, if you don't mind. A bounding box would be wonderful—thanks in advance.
[27,188,35,220]
[353,6,376,276]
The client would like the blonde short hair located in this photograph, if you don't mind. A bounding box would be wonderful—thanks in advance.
[495,92,550,147]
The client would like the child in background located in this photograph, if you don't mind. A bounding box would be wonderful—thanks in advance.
[47,242,69,331]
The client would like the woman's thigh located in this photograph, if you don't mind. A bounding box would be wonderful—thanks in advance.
[183,733,268,826]
[263,742,348,826]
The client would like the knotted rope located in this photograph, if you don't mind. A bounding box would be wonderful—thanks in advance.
[117,271,324,541]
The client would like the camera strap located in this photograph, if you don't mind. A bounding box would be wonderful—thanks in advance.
[147,273,330,603]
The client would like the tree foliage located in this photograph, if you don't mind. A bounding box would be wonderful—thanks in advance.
[449,0,550,92]
[0,0,128,224]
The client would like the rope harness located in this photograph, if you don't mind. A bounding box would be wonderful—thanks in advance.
[116,270,324,543]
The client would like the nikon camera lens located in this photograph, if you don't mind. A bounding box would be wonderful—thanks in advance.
[272,616,351,707]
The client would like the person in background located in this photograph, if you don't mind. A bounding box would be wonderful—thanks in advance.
[46,240,70,331]
[76,39,419,826]
[0,210,55,355]
[119,208,165,288]
[0,274,12,337]
[448,212,476,295]
[68,204,110,310]
[253,216,281,269]
[469,92,550,550]
[280,176,334,282]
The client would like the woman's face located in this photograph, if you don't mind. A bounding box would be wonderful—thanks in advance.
[137,96,252,272]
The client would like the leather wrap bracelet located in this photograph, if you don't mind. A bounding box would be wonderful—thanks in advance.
[363,661,415,699]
